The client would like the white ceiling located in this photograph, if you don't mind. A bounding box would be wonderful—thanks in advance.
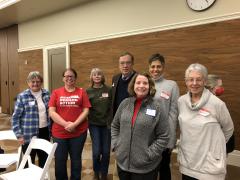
[0,0,93,29]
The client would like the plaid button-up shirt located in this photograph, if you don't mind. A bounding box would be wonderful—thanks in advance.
[12,89,50,144]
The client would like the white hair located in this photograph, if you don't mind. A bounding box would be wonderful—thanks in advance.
[185,63,208,80]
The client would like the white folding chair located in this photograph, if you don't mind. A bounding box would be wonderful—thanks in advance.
[0,136,57,180]
[0,130,22,170]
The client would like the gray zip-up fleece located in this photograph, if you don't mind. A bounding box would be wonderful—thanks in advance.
[111,96,170,173]
[154,76,179,149]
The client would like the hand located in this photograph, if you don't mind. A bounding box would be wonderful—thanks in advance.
[65,122,76,132]
[168,148,173,154]
[18,137,25,145]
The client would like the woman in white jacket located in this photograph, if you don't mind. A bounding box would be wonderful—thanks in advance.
[178,63,234,180]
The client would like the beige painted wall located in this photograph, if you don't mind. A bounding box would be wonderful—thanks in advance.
[18,0,240,50]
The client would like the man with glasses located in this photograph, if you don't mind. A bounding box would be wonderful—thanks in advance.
[112,52,136,116]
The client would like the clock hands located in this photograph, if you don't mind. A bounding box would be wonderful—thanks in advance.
[187,0,216,11]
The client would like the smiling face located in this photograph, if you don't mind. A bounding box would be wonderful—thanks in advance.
[134,75,150,99]
[149,60,164,80]
[119,55,133,76]
[27,77,42,92]
[186,70,206,97]
[92,72,102,85]
[63,70,76,87]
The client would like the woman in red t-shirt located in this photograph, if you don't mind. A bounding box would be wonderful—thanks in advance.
[49,68,91,180]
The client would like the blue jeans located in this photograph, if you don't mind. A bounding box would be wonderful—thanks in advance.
[89,124,111,175]
[53,131,87,180]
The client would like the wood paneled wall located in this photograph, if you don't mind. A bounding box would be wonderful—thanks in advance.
[18,49,43,92]
[71,19,240,150]
[19,18,240,150]
[0,25,19,113]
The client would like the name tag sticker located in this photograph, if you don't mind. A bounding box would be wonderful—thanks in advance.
[102,93,109,97]
[29,101,35,106]
[112,83,115,87]
[146,109,156,117]
[199,108,210,116]
[160,91,170,99]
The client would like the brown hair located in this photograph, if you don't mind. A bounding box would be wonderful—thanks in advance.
[128,72,156,97]
[62,68,77,78]
[119,52,134,64]
[148,53,165,66]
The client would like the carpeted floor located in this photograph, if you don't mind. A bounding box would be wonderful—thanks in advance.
[1,114,239,180]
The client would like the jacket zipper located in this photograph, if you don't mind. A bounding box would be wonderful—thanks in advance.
[128,102,142,169]
[128,125,134,169]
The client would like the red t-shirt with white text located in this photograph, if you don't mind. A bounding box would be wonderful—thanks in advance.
[49,87,91,138]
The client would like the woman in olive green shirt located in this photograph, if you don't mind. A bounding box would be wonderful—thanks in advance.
[86,68,112,180]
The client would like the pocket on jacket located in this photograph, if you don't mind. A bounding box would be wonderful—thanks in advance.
[131,149,152,168]
[115,145,128,166]
[202,152,226,174]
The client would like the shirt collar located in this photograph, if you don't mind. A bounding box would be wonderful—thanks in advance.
[122,71,134,80]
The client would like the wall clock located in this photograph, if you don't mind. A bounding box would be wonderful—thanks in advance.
[186,0,217,11]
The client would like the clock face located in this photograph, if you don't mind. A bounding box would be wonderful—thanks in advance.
[187,0,216,11]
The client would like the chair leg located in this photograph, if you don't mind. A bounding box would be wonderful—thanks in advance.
[44,171,51,180]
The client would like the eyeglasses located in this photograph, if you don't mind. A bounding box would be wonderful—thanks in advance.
[186,78,204,84]
[30,81,41,84]
[64,75,75,79]
[119,61,132,66]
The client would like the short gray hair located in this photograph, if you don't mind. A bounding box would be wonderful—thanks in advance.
[185,63,208,80]
[27,71,43,82]
[206,74,221,90]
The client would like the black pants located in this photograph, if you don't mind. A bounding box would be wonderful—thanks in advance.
[158,148,171,180]
[117,166,158,180]
[182,174,198,180]
[22,127,50,168]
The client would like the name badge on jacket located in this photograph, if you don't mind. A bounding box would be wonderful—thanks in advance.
[160,91,170,99]
[29,101,35,106]
[198,108,210,116]
[102,93,109,98]
[146,109,156,116]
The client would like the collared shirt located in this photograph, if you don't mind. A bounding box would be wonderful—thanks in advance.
[12,89,50,144]
[121,71,134,81]
[31,90,48,128]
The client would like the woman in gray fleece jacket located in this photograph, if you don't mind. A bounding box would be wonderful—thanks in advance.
[111,72,170,180]
[178,63,234,180]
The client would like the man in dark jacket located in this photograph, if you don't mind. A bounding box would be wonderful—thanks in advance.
[112,52,136,116]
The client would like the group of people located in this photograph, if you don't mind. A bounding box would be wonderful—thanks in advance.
[11,52,234,180]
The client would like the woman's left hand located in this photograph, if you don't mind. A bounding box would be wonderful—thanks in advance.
[65,122,76,132]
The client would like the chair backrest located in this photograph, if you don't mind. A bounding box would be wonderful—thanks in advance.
[0,130,17,140]
[18,136,57,180]
[0,130,21,170]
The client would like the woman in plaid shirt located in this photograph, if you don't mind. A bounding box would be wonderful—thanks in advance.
[12,71,51,168]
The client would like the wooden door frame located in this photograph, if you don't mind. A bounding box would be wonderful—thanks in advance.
[43,42,70,90]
